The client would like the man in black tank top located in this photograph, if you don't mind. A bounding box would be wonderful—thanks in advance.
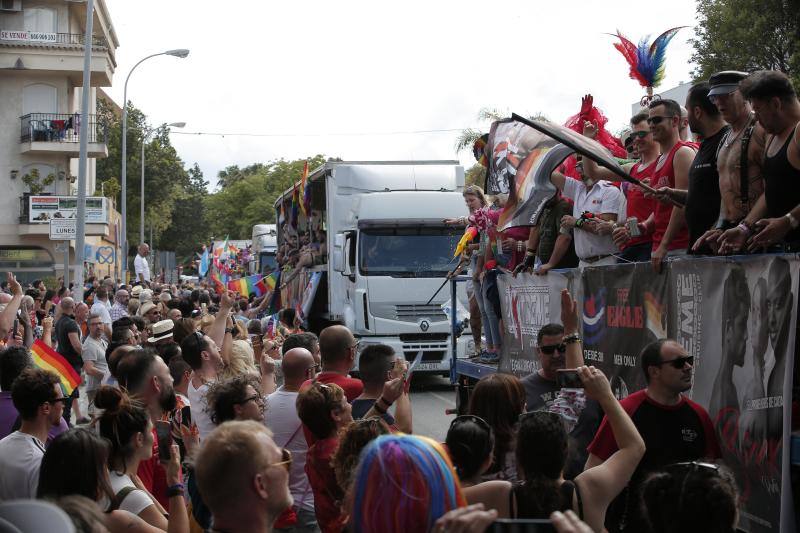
[718,71,800,252]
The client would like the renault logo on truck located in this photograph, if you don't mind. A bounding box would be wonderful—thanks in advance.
[419,320,430,332]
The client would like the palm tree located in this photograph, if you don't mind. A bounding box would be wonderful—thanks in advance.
[454,108,552,153]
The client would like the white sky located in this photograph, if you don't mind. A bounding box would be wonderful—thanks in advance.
[105,0,700,190]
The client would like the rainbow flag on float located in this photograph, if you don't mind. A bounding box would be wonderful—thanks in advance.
[30,340,81,396]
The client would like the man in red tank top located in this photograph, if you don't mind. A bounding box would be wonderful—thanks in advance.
[643,99,697,273]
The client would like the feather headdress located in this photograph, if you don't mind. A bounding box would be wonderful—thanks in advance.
[610,27,686,101]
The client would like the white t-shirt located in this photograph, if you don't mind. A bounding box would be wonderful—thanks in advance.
[562,177,627,259]
[133,254,151,282]
[82,335,109,391]
[0,431,46,500]
[188,379,214,442]
[264,388,314,510]
[108,471,154,516]
[91,300,113,329]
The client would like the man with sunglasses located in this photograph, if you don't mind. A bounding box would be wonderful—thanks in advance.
[520,290,602,478]
[196,421,293,533]
[691,71,766,254]
[587,339,719,532]
[0,367,63,500]
[644,99,697,272]
[582,112,658,263]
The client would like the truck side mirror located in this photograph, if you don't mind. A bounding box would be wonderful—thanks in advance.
[333,233,346,272]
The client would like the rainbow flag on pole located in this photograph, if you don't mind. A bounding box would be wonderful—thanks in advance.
[30,340,81,396]
[299,161,309,217]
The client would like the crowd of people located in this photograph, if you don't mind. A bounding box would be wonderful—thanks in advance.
[0,67,797,533]
[447,69,800,367]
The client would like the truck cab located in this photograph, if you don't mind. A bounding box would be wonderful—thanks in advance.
[275,161,472,374]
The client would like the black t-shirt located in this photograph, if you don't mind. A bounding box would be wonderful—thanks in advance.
[587,390,720,532]
[55,314,82,368]
[685,126,730,253]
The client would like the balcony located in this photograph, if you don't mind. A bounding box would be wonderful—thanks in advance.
[20,113,108,158]
[0,31,115,85]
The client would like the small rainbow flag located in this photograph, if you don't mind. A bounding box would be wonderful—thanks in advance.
[227,275,270,298]
[30,340,81,396]
[299,161,309,217]
[209,270,226,295]
[265,271,280,290]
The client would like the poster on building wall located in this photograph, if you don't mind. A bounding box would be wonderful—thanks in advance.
[496,271,570,377]
[28,196,108,224]
[669,255,798,533]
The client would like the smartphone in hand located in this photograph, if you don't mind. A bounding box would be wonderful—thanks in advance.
[556,369,583,389]
[155,420,173,461]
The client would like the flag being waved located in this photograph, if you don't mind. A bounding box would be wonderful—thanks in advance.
[30,340,81,396]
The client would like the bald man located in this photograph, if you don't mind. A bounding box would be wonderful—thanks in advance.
[264,347,317,526]
[134,243,151,284]
[300,325,363,401]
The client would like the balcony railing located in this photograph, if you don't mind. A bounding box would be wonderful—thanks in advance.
[0,31,107,48]
[20,113,107,144]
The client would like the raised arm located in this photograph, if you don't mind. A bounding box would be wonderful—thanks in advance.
[561,289,583,369]
[209,290,234,351]
[575,367,645,529]
[0,273,22,339]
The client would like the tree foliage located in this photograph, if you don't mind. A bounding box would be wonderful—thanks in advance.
[95,99,201,253]
[203,155,328,239]
[157,163,211,261]
[690,0,800,87]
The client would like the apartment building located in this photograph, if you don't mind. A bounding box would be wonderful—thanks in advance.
[0,0,119,283]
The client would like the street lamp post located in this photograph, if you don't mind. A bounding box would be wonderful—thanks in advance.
[140,122,185,244]
[120,48,189,284]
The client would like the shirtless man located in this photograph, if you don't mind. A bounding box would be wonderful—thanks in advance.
[693,71,766,252]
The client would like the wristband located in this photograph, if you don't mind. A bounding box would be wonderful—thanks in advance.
[785,213,800,229]
[525,250,536,257]
[373,401,387,415]
[737,222,753,236]
[563,333,582,345]
[167,483,185,497]
[378,396,393,408]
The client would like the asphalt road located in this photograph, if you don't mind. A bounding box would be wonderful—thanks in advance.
[407,373,458,442]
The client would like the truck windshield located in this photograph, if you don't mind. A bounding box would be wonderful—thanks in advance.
[259,252,277,274]
[359,227,462,277]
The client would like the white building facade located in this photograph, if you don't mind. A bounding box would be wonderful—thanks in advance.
[0,0,119,282]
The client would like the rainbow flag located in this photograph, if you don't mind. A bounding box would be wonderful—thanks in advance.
[265,271,280,290]
[30,340,81,396]
[299,161,309,217]
[227,275,270,298]
[209,270,226,295]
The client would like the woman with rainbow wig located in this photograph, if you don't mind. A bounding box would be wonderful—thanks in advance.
[348,434,467,533]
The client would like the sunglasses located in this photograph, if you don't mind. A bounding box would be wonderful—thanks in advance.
[654,355,694,369]
[625,131,649,146]
[539,343,567,355]
[267,448,293,471]
[646,115,674,125]
[236,394,264,406]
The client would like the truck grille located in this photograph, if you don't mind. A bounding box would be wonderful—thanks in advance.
[394,304,447,322]
[403,340,449,362]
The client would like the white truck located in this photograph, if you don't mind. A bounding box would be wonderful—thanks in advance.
[273,160,472,374]
[251,224,278,275]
